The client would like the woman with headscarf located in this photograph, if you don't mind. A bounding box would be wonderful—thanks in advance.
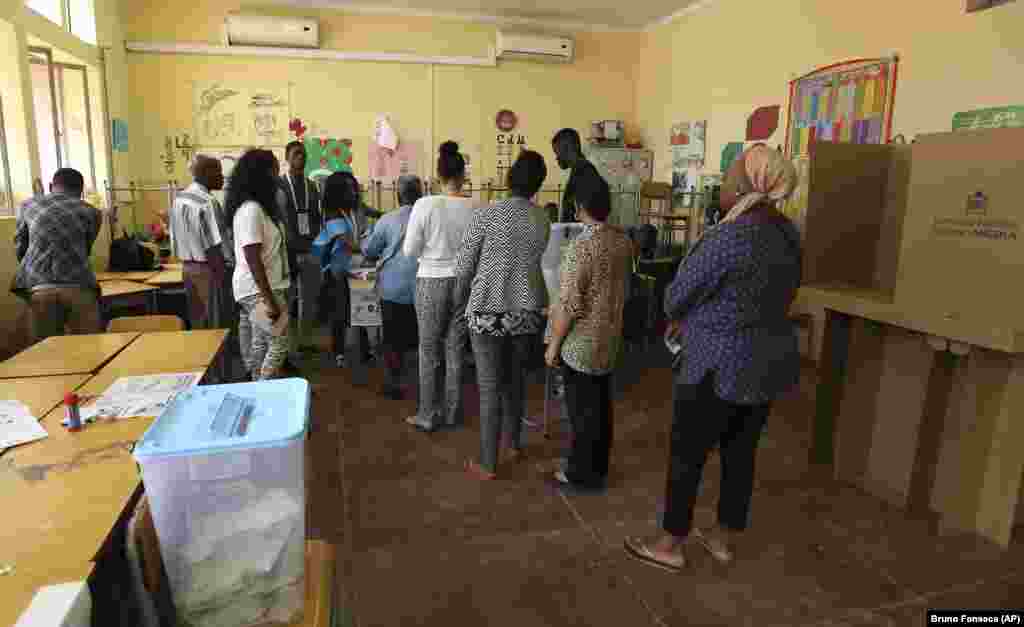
[624,144,802,572]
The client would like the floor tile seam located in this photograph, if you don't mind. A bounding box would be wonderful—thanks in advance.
[809,573,1022,627]
[556,489,670,627]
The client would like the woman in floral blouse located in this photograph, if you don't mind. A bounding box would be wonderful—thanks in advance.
[625,144,801,572]
[545,171,634,494]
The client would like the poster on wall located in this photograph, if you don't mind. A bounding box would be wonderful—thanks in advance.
[193,82,291,147]
[494,110,525,185]
[785,57,898,157]
[952,105,1024,130]
[780,157,811,236]
[368,140,422,182]
[303,137,353,186]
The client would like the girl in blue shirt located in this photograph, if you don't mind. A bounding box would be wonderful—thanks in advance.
[314,172,360,366]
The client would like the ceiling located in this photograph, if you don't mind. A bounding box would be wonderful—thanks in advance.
[275,0,709,30]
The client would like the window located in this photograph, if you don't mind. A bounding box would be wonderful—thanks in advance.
[966,0,1016,11]
[24,0,97,44]
[29,47,98,194]
[0,96,13,214]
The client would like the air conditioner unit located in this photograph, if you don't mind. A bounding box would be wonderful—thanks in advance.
[225,14,319,48]
[496,31,573,63]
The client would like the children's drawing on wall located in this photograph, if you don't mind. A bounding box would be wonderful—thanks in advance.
[304,137,353,186]
[670,120,705,206]
[368,114,421,183]
[194,83,290,147]
[159,137,176,174]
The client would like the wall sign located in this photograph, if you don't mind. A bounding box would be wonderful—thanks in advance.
[952,105,1024,131]
[495,110,518,132]
[496,133,527,183]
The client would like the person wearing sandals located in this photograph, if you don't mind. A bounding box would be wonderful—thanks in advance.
[402,142,476,431]
[455,150,550,480]
[544,171,633,495]
[624,144,801,571]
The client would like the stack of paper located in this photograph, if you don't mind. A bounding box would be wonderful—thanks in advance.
[79,372,202,422]
[0,400,47,450]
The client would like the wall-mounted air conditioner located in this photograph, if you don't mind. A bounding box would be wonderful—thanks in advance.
[496,31,573,63]
[225,14,319,48]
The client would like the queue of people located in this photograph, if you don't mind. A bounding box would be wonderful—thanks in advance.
[13,134,802,574]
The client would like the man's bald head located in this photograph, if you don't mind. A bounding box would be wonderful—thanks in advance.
[192,155,224,191]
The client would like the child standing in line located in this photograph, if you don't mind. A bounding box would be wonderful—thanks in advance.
[313,172,359,367]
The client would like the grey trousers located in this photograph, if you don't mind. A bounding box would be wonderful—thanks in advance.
[471,332,533,472]
[414,277,467,426]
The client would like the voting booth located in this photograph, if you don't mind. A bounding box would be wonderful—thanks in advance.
[802,128,1024,548]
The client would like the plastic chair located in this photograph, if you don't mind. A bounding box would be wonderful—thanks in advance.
[107,315,185,333]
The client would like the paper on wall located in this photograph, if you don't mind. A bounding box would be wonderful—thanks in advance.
[0,400,46,450]
[79,372,203,421]
[374,115,399,151]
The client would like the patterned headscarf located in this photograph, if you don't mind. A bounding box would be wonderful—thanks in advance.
[719,144,798,224]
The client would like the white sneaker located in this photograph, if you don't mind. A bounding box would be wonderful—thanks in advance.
[335,354,347,367]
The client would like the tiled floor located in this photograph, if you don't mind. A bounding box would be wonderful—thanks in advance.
[301,347,1024,626]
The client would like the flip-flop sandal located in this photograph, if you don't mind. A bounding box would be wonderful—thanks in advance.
[465,460,496,481]
[692,528,733,564]
[405,416,436,433]
[623,537,684,573]
[507,448,527,463]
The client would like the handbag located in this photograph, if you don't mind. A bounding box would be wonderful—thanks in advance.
[109,229,156,271]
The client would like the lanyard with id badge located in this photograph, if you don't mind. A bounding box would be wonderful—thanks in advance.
[286,174,316,237]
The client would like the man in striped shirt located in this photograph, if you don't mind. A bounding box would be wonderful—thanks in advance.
[168,155,232,329]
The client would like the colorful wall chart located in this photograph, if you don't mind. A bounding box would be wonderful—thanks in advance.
[785,57,898,158]
[303,137,353,183]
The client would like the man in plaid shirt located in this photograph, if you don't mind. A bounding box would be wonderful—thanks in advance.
[13,168,103,340]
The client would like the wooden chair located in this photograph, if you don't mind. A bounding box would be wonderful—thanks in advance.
[107,315,185,333]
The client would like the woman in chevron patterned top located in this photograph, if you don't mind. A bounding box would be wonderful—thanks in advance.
[455,150,550,480]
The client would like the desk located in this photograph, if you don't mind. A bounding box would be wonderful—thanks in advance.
[1,331,227,626]
[0,375,91,419]
[806,284,1024,549]
[101,280,159,314]
[0,332,139,379]
[95,270,160,282]
[145,269,184,287]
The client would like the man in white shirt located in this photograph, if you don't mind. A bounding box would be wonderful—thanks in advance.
[169,155,231,329]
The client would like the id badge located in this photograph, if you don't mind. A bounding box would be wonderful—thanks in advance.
[297,212,310,236]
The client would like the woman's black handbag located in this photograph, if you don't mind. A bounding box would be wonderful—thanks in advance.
[109,230,155,271]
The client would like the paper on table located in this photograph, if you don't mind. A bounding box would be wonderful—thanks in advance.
[79,372,203,422]
[0,400,47,449]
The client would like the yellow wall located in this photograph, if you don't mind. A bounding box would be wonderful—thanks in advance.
[120,1,641,223]
[636,0,1024,181]
[634,0,1024,357]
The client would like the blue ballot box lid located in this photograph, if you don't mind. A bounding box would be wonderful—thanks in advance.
[133,378,310,460]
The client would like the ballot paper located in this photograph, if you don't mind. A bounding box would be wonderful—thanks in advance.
[183,488,302,564]
[79,372,202,421]
[0,400,47,449]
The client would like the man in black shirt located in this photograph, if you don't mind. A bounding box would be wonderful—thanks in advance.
[552,128,600,223]
[278,140,324,352]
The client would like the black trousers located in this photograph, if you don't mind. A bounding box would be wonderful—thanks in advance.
[564,365,614,488]
[663,373,770,537]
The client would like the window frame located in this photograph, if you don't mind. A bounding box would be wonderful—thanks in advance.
[0,95,13,215]
[24,0,97,44]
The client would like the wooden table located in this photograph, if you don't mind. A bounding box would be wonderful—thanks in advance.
[0,375,92,456]
[1,331,227,625]
[145,269,184,287]
[79,330,230,395]
[100,280,159,313]
[95,270,160,282]
[0,333,139,379]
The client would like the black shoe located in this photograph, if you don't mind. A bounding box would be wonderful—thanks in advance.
[381,384,403,400]
[547,471,607,496]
